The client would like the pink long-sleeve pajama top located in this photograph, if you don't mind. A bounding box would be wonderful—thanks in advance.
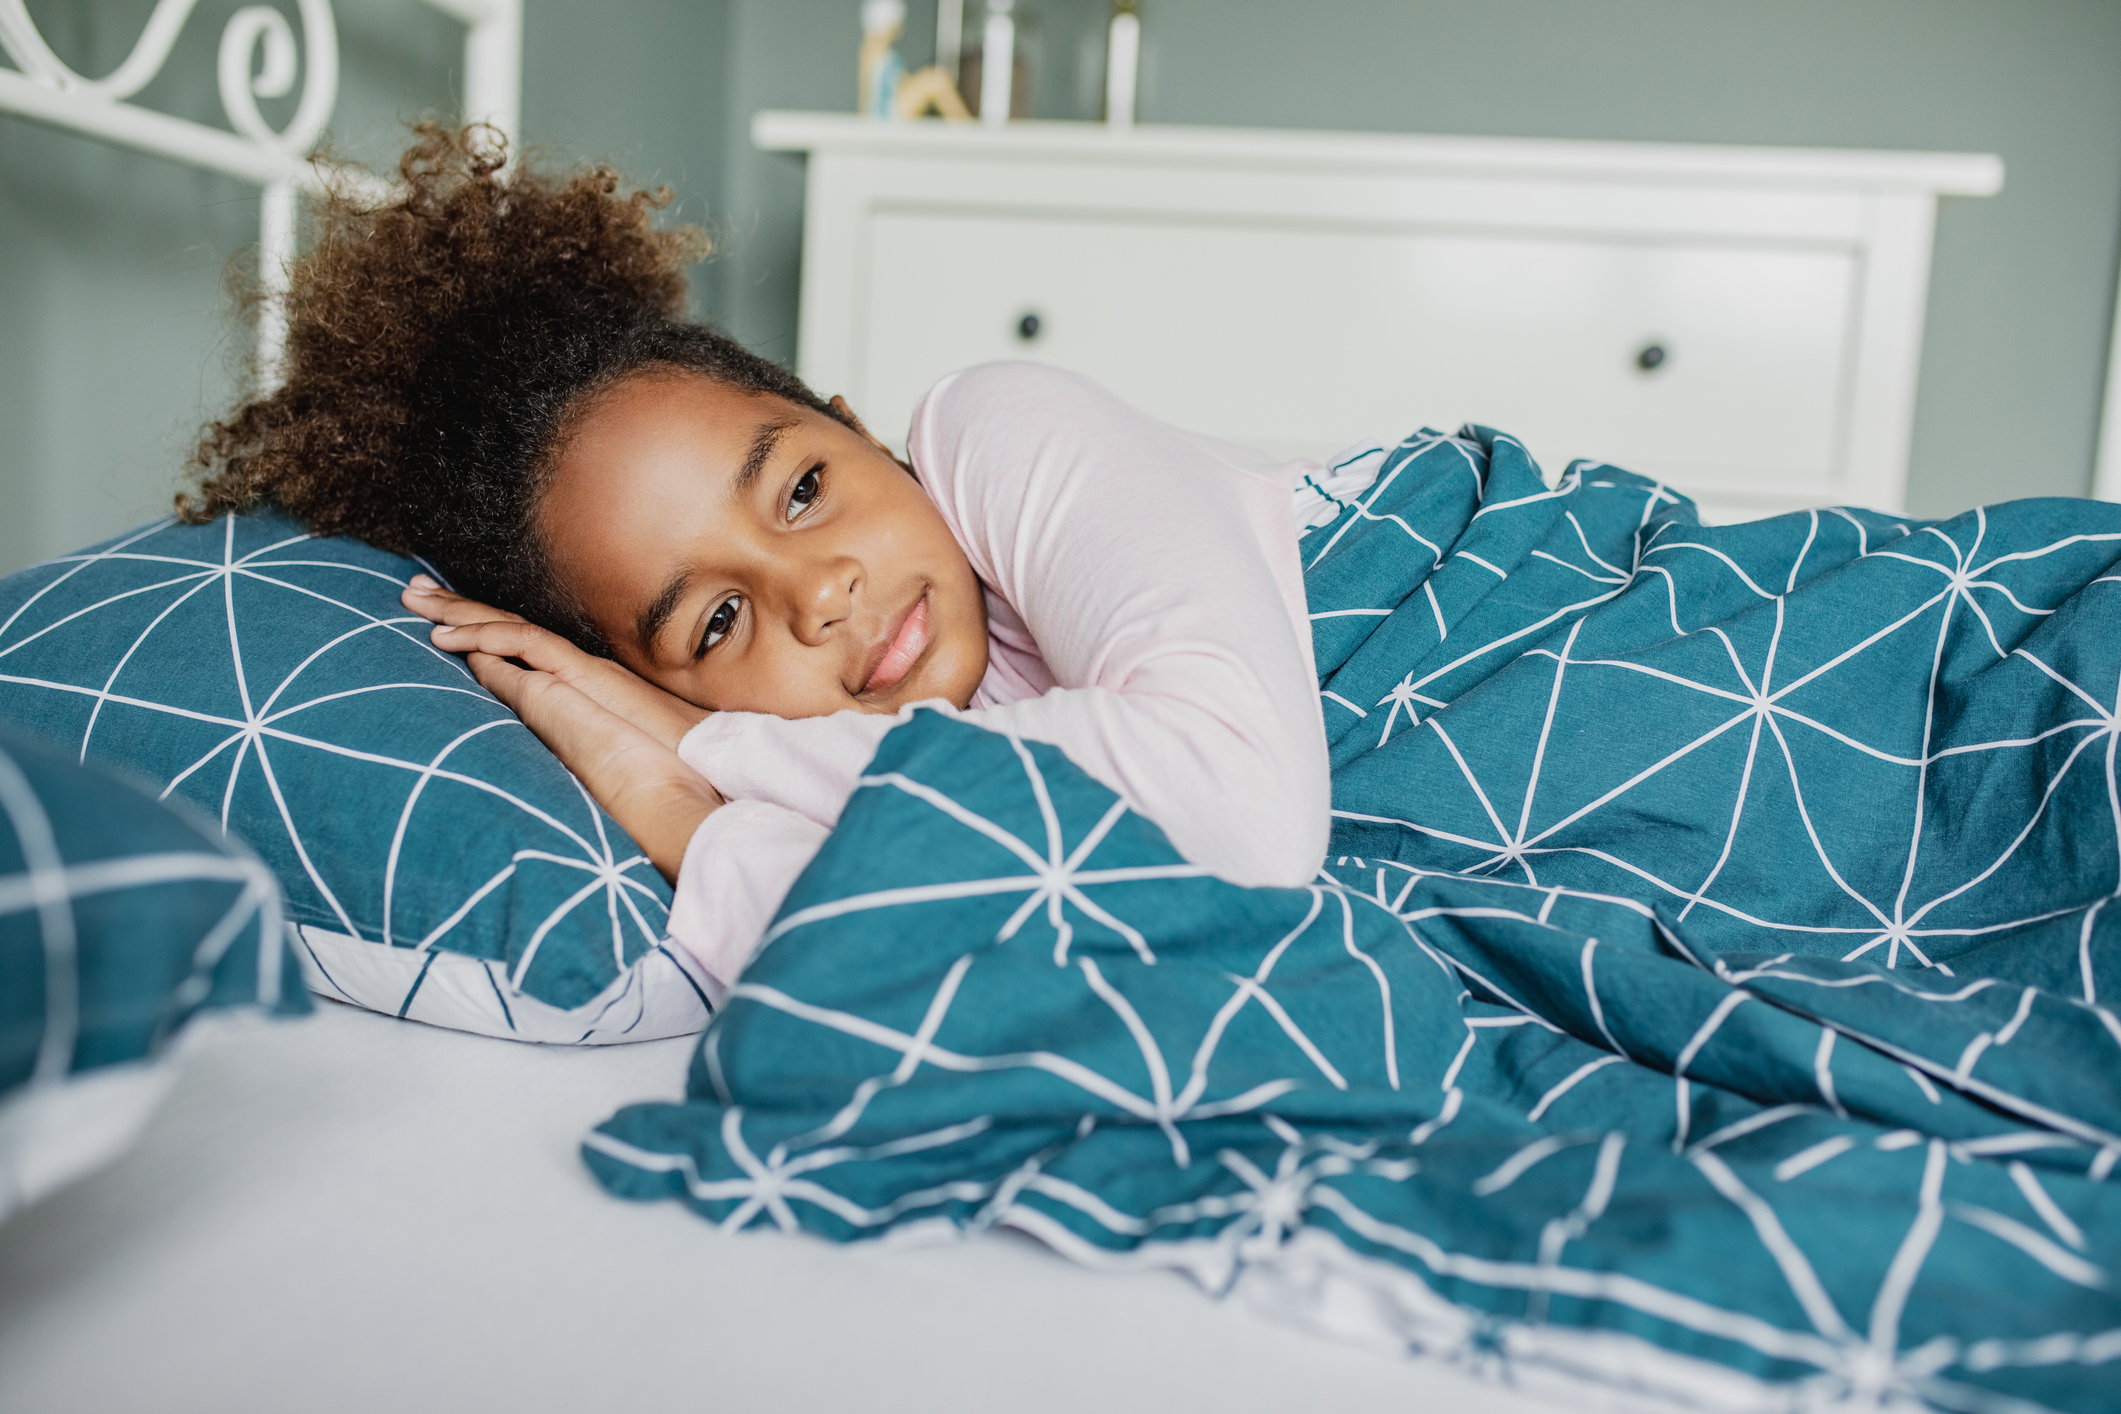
[666,362,1333,1004]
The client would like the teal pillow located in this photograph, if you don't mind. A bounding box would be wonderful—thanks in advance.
[0,725,306,1218]
[0,513,711,1044]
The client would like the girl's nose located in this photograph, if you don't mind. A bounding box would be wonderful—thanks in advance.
[787,555,859,646]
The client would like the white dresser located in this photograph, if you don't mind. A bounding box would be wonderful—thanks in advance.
[756,111,2000,522]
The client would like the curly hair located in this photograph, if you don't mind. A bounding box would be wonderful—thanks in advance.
[182,123,843,656]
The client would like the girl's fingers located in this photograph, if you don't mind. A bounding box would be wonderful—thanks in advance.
[401,579,527,627]
[434,612,709,752]
[463,649,532,703]
[468,651,617,765]
[431,619,573,669]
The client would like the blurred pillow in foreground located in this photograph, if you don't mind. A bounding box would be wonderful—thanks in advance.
[0,727,305,1220]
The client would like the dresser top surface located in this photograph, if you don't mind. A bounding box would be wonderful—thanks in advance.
[753,111,2003,197]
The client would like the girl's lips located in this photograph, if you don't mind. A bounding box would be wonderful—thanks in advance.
[862,592,931,695]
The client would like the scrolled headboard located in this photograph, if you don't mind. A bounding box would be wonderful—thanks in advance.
[0,0,521,385]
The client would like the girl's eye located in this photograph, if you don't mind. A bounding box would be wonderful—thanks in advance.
[785,467,821,522]
[700,596,740,655]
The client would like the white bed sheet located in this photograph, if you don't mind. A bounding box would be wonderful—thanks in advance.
[0,1001,1557,1414]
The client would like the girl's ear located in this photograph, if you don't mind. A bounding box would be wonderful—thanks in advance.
[829,395,915,476]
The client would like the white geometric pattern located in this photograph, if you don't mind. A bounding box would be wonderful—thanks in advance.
[1306,433,2121,993]
[589,430,2121,1413]
[0,513,707,1043]
[584,707,2121,1412]
[591,701,2121,1413]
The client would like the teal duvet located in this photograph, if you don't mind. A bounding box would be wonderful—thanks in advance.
[589,430,2121,1412]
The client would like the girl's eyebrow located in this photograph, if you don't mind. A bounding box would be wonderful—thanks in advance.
[636,570,690,654]
[635,416,803,652]
[736,417,800,491]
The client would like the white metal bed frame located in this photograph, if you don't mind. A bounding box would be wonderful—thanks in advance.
[0,0,522,384]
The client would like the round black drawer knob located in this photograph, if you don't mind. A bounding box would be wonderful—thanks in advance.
[1016,311,1042,341]
[1636,342,1668,372]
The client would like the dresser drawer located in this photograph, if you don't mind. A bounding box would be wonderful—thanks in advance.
[856,207,1859,518]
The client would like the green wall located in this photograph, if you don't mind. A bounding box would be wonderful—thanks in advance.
[0,0,726,574]
[4,0,2119,574]
[521,0,731,323]
[0,0,462,573]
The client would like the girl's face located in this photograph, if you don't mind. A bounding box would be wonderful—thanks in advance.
[539,370,989,717]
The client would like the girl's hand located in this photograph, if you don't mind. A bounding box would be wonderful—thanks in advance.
[401,576,708,749]
[430,618,723,884]
[402,576,721,882]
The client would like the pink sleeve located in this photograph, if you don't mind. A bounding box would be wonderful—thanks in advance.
[664,799,829,1007]
[677,361,1329,889]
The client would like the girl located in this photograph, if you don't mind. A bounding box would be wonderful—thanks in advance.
[185,128,1331,1002]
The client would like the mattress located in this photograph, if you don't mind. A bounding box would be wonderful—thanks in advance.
[0,1001,1554,1413]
